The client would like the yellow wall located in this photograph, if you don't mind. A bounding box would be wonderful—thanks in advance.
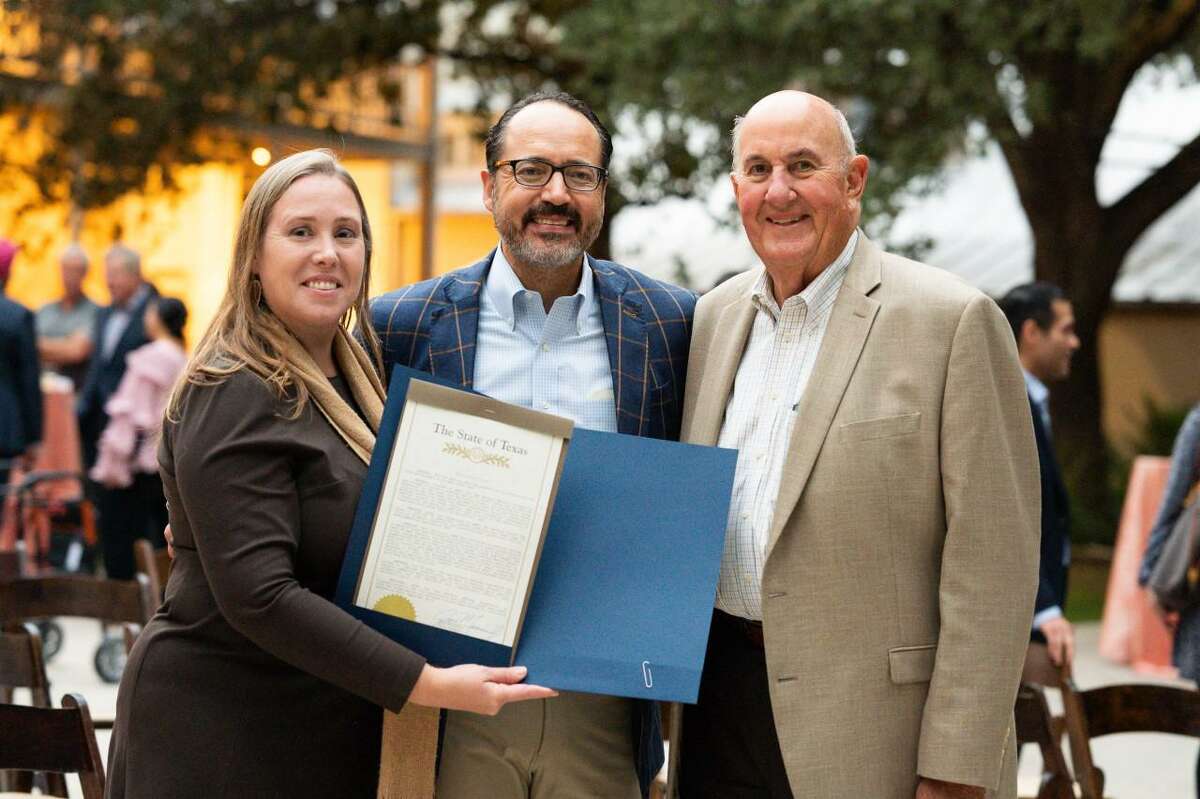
[341,159,403,298]
[1100,308,1200,450]
[390,211,496,289]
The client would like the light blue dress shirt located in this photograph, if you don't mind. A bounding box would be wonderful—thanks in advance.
[1024,370,1051,434]
[472,246,618,433]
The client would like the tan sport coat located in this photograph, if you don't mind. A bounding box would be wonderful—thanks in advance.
[676,235,1039,798]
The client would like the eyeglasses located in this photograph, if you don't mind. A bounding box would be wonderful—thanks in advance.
[494,158,608,192]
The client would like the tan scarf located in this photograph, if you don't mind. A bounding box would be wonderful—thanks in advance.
[284,327,439,799]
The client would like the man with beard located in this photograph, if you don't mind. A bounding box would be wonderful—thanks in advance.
[371,92,695,798]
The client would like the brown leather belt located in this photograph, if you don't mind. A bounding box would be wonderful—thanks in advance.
[715,608,764,649]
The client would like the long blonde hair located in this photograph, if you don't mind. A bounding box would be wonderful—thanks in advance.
[168,149,382,418]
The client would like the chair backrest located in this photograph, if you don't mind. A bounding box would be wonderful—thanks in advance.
[0,693,105,799]
[0,621,51,706]
[1013,683,1074,799]
[133,538,171,602]
[0,622,66,795]
[1062,677,1200,799]
[0,573,156,628]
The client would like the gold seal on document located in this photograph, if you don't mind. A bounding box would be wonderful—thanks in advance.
[373,594,417,621]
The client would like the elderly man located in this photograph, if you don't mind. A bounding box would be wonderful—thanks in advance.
[673,91,1039,799]
[372,91,695,799]
[37,244,100,389]
[77,243,156,579]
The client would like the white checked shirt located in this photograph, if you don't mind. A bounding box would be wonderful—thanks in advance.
[716,231,859,620]
[472,245,618,433]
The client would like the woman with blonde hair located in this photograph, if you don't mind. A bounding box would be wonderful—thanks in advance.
[106,149,553,798]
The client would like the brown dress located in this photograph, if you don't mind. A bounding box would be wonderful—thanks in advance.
[106,370,426,798]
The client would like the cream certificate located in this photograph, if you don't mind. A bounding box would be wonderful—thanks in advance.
[354,380,571,647]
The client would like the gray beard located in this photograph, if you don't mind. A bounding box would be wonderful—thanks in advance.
[503,234,586,271]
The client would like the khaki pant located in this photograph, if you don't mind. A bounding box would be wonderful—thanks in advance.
[436,691,640,799]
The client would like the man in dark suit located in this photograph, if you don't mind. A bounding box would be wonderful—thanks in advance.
[372,92,694,799]
[77,243,157,579]
[77,243,156,469]
[1000,281,1081,672]
[0,238,42,488]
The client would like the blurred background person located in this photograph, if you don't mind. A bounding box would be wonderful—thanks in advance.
[75,243,155,579]
[36,244,99,389]
[106,149,553,798]
[76,243,156,471]
[1000,281,1081,676]
[0,236,42,487]
[90,296,189,578]
[1140,401,1200,793]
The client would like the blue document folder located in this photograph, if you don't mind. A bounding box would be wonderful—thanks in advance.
[335,366,735,703]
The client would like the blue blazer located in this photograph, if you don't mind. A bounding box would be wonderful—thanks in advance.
[76,285,157,466]
[371,251,696,796]
[1030,395,1070,637]
[0,295,43,458]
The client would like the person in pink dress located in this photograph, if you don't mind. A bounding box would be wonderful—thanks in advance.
[90,296,188,578]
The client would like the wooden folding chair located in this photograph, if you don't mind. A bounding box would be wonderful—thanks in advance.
[0,621,68,795]
[1014,683,1074,799]
[1061,675,1200,799]
[0,693,106,799]
[0,573,155,724]
[134,538,172,602]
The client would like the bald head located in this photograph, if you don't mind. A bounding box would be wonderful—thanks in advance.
[59,245,89,301]
[728,89,869,301]
[732,91,856,165]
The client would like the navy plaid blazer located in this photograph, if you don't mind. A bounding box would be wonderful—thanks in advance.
[370,250,696,796]
[371,250,696,441]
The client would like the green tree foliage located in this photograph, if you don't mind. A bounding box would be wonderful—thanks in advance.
[450,0,1200,543]
[0,0,442,208]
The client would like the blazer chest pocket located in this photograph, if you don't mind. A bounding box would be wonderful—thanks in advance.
[839,411,921,442]
[888,644,937,684]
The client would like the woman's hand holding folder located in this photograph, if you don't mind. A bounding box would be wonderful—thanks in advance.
[409,663,557,716]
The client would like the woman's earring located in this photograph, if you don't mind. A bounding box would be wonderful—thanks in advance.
[251,277,264,308]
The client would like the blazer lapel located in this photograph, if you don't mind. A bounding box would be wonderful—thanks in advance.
[426,256,488,388]
[594,262,651,436]
[765,237,882,559]
[689,292,757,446]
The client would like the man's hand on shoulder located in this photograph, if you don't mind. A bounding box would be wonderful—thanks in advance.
[1037,615,1076,666]
[916,777,985,799]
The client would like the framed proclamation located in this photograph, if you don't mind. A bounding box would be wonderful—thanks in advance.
[337,367,737,702]
[351,379,572,654]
